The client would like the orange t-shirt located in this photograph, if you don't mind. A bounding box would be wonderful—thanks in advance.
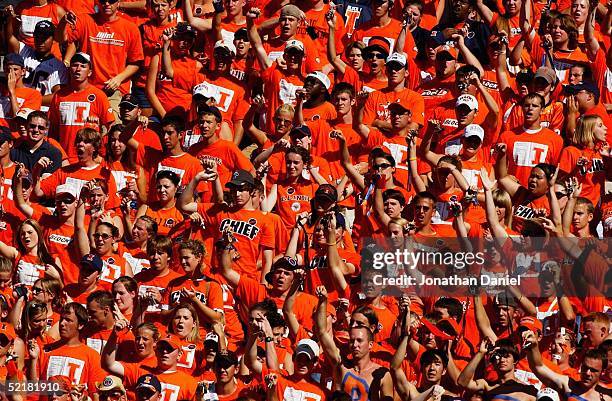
[133,268,182,311]
[122,364,198,401]
[55,0,94,15]
[499,126,563,187]
[530,35,591,85]
[196,73,250,125]
[15,1,63,59]
[418,75,456,114]
[511,187,551,232]
[362,87,425,127]
[117,242,150,275]
[198,204,275,279]
[304,247,361,303]
[155,56,203,116]
[559,146,605,205]
[143,203,185,237]
[261,64,305,132]
[302,101,337,123]
[301,4,347,64]
[0,87,43,127]
[48,84,115,157]
[39,342,106,392]
[99,253,132,290]
[503,101,565,135]
[67,14,144,95]
[274,177,317,230]
[136,20,178,88]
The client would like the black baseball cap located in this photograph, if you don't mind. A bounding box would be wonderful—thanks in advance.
[119,94,139,108]
[174,22,196,38]
[80,253,103,272]
[71,52,91,65]
[234,28,248,41]
[564,81,600,102]
[197,104,222,121]
[34,20,55,38]
[214,352,238,368]
[314,184,337,203]
[289,124,311,138]
[225,169,255,187]
[135,374,161,393]
[0,132,14,145]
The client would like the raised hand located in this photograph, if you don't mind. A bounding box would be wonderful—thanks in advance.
[315,285,328,300]
[480,167,496,191]
[246,7,261,19]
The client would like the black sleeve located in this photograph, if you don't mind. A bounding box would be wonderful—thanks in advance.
[45,146,63,175]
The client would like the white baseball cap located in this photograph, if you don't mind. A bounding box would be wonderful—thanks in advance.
[56,183,79,199]
[456,94,479,111]
[306,71,331,90]
[463,124,484,141]
[537,388,560,401]
[192,82,221,104]
[214,40,236,56]
[385,52,407,67]
[295,339,320,360]
[285,39,305,52]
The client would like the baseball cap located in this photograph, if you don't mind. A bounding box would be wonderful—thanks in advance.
[193,83,221,104]
[71,52,91,65]
[463,124,484,141]
[135,374,161,393]
[436,45,458,60]
[456,94,479,111]
[564,81,600,101]
[15,108,35,121]
[537,388,560,401]
[494,291,518,308]
[174,22,196,38]
[387,99,413,114]
[314,184,338,203]
[119,94,139,108]
[80,253,104,272]
[386,52,407,67]
[234,28,248,41]
[158,334,181,350]
[226,169,255,187]
[280,4,304,19]
[214,351,238,367]
[306,71,331,91]
[285,39,305,53]
[289,124,312,138]
[295,339,320,360]
[34,20,56,38]
[197,104,222,121]
[519,316,544,334]
[5,53,24,68]
[364,36,391,55]
[56,183,79,199]
[534,66,557,85]
[204,332,219,344]
[214,40,237,56]
[96,375,126,394]
[265,256,299,283]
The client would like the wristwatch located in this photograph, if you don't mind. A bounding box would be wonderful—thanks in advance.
[265,336,273,343]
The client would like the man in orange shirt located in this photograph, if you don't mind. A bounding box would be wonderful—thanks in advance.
[36,128,120,209]
[59,0,144,112]
[565,81,612,143]
[29,302,106,393]
[187,106,254,202]
[195,40,249,142]
[122,116,202,199]
[81,290,118,354]
[0,53,42,128]
[47,53,116,157]
[499,93,563,187]
[180,169,274,281]
[362,52,424,132]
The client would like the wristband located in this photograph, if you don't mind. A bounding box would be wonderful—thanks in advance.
[265,336,273,343]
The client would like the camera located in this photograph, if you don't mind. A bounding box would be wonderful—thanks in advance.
[14,284,28,299]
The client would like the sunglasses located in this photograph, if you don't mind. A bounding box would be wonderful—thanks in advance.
[29,124,47,130]
[100,391,124,399]
[373,163,392,170]
[366,52,386,60]
[56,198,76,205]
[51,390,69,397]
[93,233,112,240]
[99,0,119,4]
[414,205,431,211]
[555,191,568,198]
[31,287,45,295]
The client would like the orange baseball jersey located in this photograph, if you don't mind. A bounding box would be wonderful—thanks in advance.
[362,87,425,126]
[123,364,198,401]
[197,204,274,279]
[48,84,115,157]
[39,342,106,391]
[499,126,563,187]
[67,14,144,95]
[39,163,120,209]
[0,87,42,127]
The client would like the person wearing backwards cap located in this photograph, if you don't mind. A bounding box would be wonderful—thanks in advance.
[47,52,116,158]
[59,0,144,112]
[146,22,202,119]
[192,37,250,142]
[295,71,336,123]
[6,20,69,108]
[180,168,274,279]
[117,334,198,401]
[0,53,43,128]
[250,336,326,401]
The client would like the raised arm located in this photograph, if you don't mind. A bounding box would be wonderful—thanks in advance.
[246,8,272,70]
[457,338,491,392]
[12,165,34,218]
[146,54,166,118]
[480,168,508,241]
[242,96,269,147]
[523,330,570,391]
[584,0,600,61]
[101,318,129,377]
[282,270,303,339]
[474,0,494,25]
[494,143,520,197]
[454,34,484,76]
[183,0,213,31]
[325,11,346,74]
[160,30,174,79]
[473,293,498,342]
[74,186,91,257]
[314,286,342,367]
[218,233,241,288]
[332,132,366,190]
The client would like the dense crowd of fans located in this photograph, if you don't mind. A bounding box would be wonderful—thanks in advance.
[0,0,610,399]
